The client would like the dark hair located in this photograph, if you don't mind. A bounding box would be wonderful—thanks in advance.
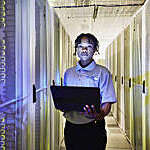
[74,33,99,55]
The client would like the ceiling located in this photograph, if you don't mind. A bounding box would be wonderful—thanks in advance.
[48,0,145,58]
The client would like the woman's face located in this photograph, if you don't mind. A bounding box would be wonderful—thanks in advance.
[77,37,95,62]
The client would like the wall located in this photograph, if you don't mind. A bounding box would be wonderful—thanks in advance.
[105,0,150,149]
[46,6,74,150]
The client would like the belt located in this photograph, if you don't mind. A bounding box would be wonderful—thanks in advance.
[66,119,105,127]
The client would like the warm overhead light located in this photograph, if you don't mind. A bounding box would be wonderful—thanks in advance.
[74,0,92,5]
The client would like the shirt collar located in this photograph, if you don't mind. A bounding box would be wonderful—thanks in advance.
[76,60,96,71]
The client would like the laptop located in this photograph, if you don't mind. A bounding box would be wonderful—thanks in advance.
[50,85,100,112]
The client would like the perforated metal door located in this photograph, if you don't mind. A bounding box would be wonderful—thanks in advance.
[0,0,18,149]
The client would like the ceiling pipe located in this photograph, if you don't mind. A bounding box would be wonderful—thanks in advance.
[54,1,146,8]
[93,5,98,22]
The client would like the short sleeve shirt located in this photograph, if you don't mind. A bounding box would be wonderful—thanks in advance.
[63,60,117,124]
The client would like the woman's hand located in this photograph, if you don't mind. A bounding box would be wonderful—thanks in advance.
[81,103,111,120]
[81,105,105,120]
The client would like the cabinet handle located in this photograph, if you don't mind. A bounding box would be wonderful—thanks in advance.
[33,84,36,103]
[129,78,131,88]
[121,76,124,85]
[143,80,145,93]
[115,76,117,82]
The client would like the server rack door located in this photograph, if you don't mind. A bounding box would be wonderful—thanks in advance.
[124,25,131,139]
[132,14,143,150]
[53,11,60,150]
[113,40,118,119]
[0,0,36,149]
[35,1,47,150]
[35,1,41,150]
[48,8,61,150]
[117,34,122,126]
[142,3,150,149]
[16,0,36,149]
[0,0,16,149]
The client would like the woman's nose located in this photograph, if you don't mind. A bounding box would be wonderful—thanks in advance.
[82,47,88,51]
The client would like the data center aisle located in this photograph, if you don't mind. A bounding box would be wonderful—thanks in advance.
[105,114,132,150]
[60,114,132,150]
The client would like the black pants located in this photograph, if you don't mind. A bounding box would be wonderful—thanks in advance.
[64,119,107,150]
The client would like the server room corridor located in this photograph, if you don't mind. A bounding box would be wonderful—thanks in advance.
[0,0,150,150]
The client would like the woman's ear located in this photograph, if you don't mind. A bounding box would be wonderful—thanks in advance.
[73,52,76,56]
[73,48,77,56]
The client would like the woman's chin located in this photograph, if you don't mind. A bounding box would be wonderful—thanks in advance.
[80,56,90,61]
